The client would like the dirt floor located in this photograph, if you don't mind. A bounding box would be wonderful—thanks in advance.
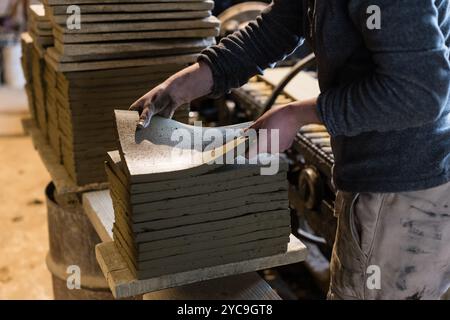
[0,87,53,299]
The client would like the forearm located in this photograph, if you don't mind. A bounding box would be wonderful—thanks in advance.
[199,0,305,97]
[164,62,214,105]
[290,97,322,127]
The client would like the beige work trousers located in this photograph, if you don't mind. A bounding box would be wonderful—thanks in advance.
[328,181,450,300]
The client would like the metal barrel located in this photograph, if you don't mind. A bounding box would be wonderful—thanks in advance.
[45,182,113,300]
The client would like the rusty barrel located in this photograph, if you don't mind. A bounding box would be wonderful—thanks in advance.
[45,182,113,299]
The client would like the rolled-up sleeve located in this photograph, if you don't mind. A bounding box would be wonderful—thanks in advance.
[199,0,305,97]
[317,0,450,137]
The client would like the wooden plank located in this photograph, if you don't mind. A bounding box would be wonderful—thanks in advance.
[83,190,114,242]
[96,234,306,298]
[22,118,108,195]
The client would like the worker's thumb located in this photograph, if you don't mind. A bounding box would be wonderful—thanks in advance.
[137,104,155,130]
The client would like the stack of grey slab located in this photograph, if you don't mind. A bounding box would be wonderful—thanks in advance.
[24,4,55,138]
[35,0,219,185]
[21,1,218,185]
[28,4,54,55]
[42,0,218,68]
[106,110,291,279]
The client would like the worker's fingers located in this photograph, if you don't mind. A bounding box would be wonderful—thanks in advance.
[129,99,144,113]
[137,104,154,130]
[246,138,259,160]
[246,119,263,131]
[159,105,175,119]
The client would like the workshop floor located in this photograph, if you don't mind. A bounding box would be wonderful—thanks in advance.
[0,86,52,299]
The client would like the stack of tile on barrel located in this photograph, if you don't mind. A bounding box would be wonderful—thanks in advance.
[106,110,291,279]
[37,0,220,185]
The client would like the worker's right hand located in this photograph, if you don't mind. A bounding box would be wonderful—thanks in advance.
[129,82,180,129]
[129,62,214,129]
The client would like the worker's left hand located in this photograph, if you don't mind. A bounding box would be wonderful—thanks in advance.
[247,97,321,153]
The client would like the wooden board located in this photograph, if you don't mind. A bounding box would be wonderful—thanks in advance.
[96,234,306,298]
[83,190,115,242]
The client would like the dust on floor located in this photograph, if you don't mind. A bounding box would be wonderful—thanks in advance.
[0,134,53,299]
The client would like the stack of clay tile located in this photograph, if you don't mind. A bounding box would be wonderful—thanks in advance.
[26,0,220,185]
[106,110,291,279]
[21,4,55,138]
[28,4,54,54]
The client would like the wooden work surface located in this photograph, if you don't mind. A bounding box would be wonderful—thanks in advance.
[22,118,108,194]
[83,190,307,299]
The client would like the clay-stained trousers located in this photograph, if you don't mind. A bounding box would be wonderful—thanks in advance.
[328,181,450,300]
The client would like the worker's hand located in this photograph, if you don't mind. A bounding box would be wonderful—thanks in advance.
[129,62,214,129]
[129,82,179,129]
[247,98,321,153]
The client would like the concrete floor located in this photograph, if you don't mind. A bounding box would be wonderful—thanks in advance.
[0,86,53,299]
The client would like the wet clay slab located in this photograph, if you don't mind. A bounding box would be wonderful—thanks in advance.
[49,1,215,15]
[106,160,286,204]
[45,49,198,72]
[54,37,215,57]
[116,214,291,258]
[51,10,210,24]
[54,16,219,34]
[53,28,219,44]
[106,150,287,194]
[117,236,289,278]
[115,110,251,183]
